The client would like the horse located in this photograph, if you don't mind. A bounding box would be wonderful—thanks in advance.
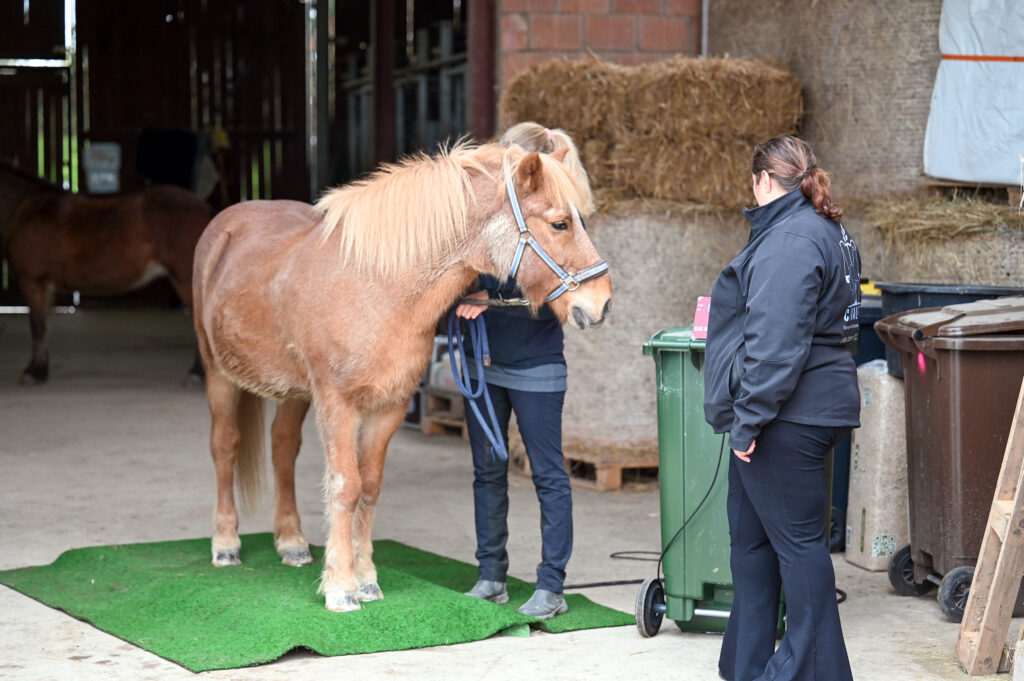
[0,160,212,384]
[192,141,613,612]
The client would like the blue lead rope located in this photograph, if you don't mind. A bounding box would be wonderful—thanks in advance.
[446,309,509,461]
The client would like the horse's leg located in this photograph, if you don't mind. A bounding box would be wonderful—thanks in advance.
[165,270,206,388]
[271,397,313,567]
[17,278,53,385]
[185,349,206,387]
[352,404,407,602]
[207,370,245,566]
[315,395,362,612]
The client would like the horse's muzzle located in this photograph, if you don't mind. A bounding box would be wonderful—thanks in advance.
[571,299,611,329]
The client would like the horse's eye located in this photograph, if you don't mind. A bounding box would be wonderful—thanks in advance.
[551,221,568,232]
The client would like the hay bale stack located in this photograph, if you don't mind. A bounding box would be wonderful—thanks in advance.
[500,56,803,210]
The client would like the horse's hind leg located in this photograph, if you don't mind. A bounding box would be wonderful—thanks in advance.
[206,370,245,566]
[17,278,52,385]
[352,404,407,602]
[271,398,313,567]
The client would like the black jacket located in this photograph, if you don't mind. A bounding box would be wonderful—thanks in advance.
[703,189,862,451]
[463,275,565,369]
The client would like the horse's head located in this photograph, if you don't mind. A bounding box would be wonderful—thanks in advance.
[490,146,612,329]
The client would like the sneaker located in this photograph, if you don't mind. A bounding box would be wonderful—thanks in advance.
[464,579,509,604]
[517,589,568,620]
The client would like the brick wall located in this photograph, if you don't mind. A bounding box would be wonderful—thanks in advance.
[499,0,702,86]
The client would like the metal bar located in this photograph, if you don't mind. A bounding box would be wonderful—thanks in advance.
[694,608,731,619]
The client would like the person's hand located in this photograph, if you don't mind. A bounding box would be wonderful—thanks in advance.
[455,290,488,319]
[733,440,756,463]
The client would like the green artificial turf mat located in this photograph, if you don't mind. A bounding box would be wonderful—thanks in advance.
[0,533,632,672]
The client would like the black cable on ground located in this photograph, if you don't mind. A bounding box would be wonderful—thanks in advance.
[564,434,850,608]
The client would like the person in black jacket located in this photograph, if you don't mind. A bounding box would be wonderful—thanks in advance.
[703,135,861,681]
[456,123,592,620]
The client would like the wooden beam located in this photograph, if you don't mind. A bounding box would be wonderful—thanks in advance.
[371,0,396,164]
[466,0,497,141]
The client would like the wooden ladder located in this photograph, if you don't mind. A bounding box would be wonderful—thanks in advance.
[956,377,1024,675]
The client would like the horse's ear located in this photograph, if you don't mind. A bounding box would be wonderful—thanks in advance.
[516,151,543,193]
[550,147,570,163]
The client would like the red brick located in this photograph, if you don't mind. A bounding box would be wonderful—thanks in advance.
[502,30,528,51]
[502,13,528,51]
[638,16,693,52]
[614,52,666,66]
[503,13,528,32]
[666,0,701,15]
[611,0,661,13]
[586,15,636,51]
[529,14,582,50]
[501,51,583,88]
[501,0,558,12]
[561,0,610,11]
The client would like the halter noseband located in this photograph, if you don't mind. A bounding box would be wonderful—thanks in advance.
[504,172,609,302]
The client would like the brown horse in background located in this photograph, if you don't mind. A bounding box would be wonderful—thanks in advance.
[0,160,211,384]
[192,142,612,611]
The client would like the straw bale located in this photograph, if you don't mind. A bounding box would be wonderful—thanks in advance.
[856,192,1024,246]
[843,192,1024,287]
[500,55,802,210]
[630,56,802,141]
[604,132,753,209]
[499,58,633,143]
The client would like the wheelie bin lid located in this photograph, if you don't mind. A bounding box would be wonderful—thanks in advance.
[643,326,706,356]
[874,295,1024,352]
[874,282,1024,297]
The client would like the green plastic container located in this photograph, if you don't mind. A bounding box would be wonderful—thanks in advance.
[645,326,798,634]
[644,326,735,632]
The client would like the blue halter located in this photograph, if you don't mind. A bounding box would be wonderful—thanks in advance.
[504,172,609,302]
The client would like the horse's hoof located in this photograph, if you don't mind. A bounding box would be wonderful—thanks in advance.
[357,582,384,602]
[279,547,314,567]
[17,371,46,386]
[212,549,241,566]
[325,591,361,612]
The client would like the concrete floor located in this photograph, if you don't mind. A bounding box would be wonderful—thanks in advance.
[0,308,1006,681]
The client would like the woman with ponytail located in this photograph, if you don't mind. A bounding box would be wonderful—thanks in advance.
[455,122,590,620]
[703,135,861,681]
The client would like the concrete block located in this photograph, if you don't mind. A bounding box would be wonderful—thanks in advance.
[845,359,910,571]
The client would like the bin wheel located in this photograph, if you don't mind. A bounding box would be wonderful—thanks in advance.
[938,566,974,622]
[829,506,846,553]
[635,578,665,638]
[887,544,935,596]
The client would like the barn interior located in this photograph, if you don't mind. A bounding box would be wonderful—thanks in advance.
[2,1,1023,680]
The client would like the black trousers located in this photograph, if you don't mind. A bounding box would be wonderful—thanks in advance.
[719,420,854,681]
[465,382,572,593]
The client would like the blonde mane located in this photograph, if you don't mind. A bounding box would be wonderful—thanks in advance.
[314,141,593,278]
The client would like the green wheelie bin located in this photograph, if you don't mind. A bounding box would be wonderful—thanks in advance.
[637,326,736,636]
[637,326,791,638]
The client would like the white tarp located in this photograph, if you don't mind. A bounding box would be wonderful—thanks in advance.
[923,0,1024,185]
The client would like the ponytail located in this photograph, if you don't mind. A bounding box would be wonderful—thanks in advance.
[801,167,842,221]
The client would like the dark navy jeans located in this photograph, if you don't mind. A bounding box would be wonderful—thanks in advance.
[719,419,853,681]
[465,382,572,593]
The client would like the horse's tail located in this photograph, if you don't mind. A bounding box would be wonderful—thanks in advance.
[236,389,266,513]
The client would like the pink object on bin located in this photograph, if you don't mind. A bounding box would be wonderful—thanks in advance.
[692,297,710,339]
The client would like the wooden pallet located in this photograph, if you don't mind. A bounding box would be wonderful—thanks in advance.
[510,436,659,492]
[918,179,1023,206]
[419,387,469,441]
[955,377,1024,676]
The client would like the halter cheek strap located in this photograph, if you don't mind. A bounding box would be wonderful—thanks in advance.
[504,173,609,302]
